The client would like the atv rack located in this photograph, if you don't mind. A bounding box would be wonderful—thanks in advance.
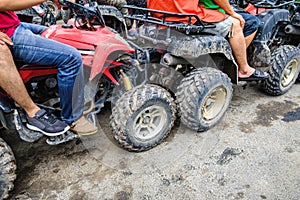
[250,0,295,9]
[124,5,215,36]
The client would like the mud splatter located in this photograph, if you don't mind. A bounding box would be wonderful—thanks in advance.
[239,100,298,133]
[217,147,243,165]
[255,100,297,127]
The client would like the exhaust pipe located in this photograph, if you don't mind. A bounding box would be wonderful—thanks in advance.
[285,25,300,36]
[162,53,189,65]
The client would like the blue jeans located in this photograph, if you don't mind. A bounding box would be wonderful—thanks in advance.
[10,22,84,124]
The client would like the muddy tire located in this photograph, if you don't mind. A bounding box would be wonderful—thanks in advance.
[0,138,16,200]
[176,68,233,132]
[263,45,300,96]
[110,84,176,152]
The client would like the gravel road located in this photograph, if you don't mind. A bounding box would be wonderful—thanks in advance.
[2,82,300,200]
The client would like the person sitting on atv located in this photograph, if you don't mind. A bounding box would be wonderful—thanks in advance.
[0,0,98,136]
[147,0,269,81]
[0,33,71,137]
[228,0,261,47]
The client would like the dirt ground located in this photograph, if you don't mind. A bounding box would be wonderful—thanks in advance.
[2,82,300,200]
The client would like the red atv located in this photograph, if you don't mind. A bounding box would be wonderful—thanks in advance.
[0,1,176,198]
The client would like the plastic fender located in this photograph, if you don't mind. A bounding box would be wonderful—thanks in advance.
[255,9,290,41]
[19,67,58,83]
[98,5,125,23]
[90,37,134,81]
[249,9,290,68]
[167,35,236,63]
[167,35,238,83]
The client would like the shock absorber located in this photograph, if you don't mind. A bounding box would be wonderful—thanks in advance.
[119,69,132,90]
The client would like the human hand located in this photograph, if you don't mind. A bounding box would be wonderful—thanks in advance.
[231,12,245,28]
[0,32,13,46]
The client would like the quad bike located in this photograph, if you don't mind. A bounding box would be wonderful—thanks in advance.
[231,0,300,94]
[122,6,235,132]
[120,4,300,133]
[0,0,177,198]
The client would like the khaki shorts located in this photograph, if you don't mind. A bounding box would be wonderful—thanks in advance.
[201,17,232,38]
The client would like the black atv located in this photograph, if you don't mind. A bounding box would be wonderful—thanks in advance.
[121,6,236,132]
[120,4,299,132]
[232,0,300,94]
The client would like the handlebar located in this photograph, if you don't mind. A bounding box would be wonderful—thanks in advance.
[58,0,96,21]
[58,0,105,27]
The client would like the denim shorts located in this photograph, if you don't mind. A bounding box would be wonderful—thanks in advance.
[236,10,261,37]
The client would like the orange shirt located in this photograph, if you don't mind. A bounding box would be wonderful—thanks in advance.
[147,0,228,24]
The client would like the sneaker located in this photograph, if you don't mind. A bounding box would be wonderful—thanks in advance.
[70,116,98,136]
[26,109,70,137]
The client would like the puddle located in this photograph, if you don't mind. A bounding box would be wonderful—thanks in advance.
[282,107,300,122]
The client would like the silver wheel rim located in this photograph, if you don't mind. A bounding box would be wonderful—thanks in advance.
[200,85,228,121]
[281,58,298,88]
[133,105,167,141]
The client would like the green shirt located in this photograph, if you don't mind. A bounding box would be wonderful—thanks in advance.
[199,0,226,14]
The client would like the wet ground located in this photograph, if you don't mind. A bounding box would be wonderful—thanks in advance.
[2,82,300,200]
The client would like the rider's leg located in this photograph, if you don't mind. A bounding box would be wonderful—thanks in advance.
[11,23,83,124]
[0,44,39,117]
[245,30,257,48]
[228,18,263,78]
[236,11,260,48]
[10,23,97,134]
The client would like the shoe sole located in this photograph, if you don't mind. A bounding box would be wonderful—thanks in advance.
[71,129,98,136]
[26,124,70,137]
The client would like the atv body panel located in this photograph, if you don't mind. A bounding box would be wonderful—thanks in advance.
[42,24,134,80]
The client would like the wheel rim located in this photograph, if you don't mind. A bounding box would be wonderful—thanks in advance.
[133,105,167,141]
[281,58,298,88]
[200,85,228,121]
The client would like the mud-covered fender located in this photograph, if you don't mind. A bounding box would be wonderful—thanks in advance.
[255,9,290,41]
[167,35,235,63]
[97,5,125,23]
[167,35,238,82]
[249,9,290,67]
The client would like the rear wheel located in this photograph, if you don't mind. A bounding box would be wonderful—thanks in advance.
[110,84,176,152]
[264,45,300,95]
[0,138,16,200]
[176,67,233,132]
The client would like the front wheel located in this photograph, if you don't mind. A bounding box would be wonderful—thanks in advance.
[110,84,176,152]
[263,45,300,96]
[176,67,233,132]
[0,137,16,199]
